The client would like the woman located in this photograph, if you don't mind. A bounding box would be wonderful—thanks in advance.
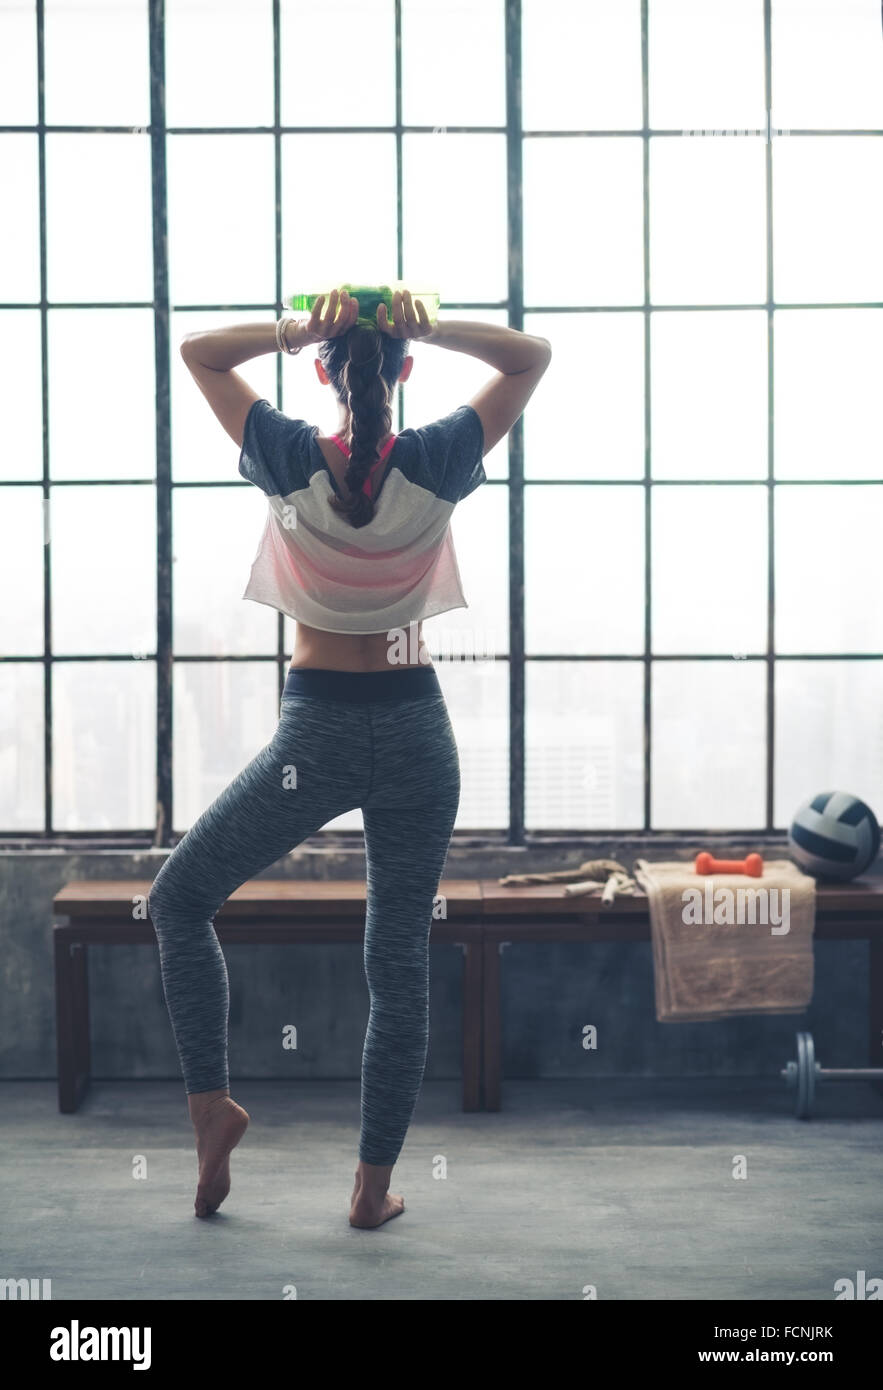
[148,288,551,1227]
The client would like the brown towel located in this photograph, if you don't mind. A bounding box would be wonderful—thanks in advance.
[633,858,816,1022]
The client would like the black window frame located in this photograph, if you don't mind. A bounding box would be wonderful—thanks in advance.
[2,0,882,849]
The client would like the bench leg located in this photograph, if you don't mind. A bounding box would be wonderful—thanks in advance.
[461,943,482,1112]
[870,936,883,1099]
[482,940,504,1112]
[55,934,91,1113]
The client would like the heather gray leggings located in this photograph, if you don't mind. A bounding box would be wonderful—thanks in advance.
[147,665,460,1167]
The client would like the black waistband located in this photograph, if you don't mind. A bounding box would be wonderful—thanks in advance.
[282,665,442,704]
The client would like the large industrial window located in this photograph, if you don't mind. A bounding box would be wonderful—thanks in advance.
[1,0,881,845]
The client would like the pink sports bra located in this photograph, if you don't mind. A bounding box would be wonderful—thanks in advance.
[329,433,398,497]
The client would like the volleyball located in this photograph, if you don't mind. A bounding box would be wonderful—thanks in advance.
[788,792,881,881]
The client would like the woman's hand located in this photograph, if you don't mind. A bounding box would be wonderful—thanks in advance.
[377,289,435,340]
[294,287,360,346]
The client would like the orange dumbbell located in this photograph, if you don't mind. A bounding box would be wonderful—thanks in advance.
[694,851,763,877]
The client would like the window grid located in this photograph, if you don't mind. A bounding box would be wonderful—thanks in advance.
[1,0,881,843]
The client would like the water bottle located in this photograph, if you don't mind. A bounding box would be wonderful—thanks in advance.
[286,281,440,327]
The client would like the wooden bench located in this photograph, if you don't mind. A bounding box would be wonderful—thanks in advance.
[479,879,883,1111]
[55,875,883,1115]
[53,879,483,1114]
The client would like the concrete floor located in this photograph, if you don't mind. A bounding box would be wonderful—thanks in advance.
[1,1079,880,1301]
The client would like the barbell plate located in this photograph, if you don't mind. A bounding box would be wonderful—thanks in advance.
[805,1032,817,1118]
[795,1031,816,1119]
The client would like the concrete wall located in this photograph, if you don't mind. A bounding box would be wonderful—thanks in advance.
[0,840,872,1082]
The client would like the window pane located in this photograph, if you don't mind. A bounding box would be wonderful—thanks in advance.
[172,310,278,482]
[51,486,156,654]
[44,0,149,126]
[524,138,644,307]
[525,312,644,480]
[402,0,504,127]
[436,659,508,829]
[651,137,766,304]
[0,488,44,655]
[652,486,768,655]
[0,664,44,831]
[46,134,153,302]
[53,661,155,830]
[0,1,37,124]
[649,0,765,130]
[282,134,397,292]
[773,0,883,130]
[172,661,278,831]
[167,0,274,128]
[773,137,883,304]
[526,661,643,830]
[168,135,276,306]
[173,488,278,655]
[652,661,766,827]
[522,0,642,131]
[281,0,395,128]
[403,133,507,303]
[430,485,509,659]
[0,309,43,479]
[774,660,883,827]
[0,135,40,303]
[525,486,644,654]
[49,310,156,480]
[775,309,883,480]
[651,311,767,478]
[405,309,510,479]
[776,485,883,653]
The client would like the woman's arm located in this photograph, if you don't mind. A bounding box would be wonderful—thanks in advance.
[180,292,358,446]
[379,292,552,455]
[423,319,552,374]
[181,290,358,369]
[424,320,552,457]
[180,322,280,371]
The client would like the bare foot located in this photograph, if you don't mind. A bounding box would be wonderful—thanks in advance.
[349,1161,405,1229]
[188,1091,249,1218]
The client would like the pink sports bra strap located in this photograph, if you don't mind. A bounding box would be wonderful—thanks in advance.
[329,434,398,497]
[330,434,397,459]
